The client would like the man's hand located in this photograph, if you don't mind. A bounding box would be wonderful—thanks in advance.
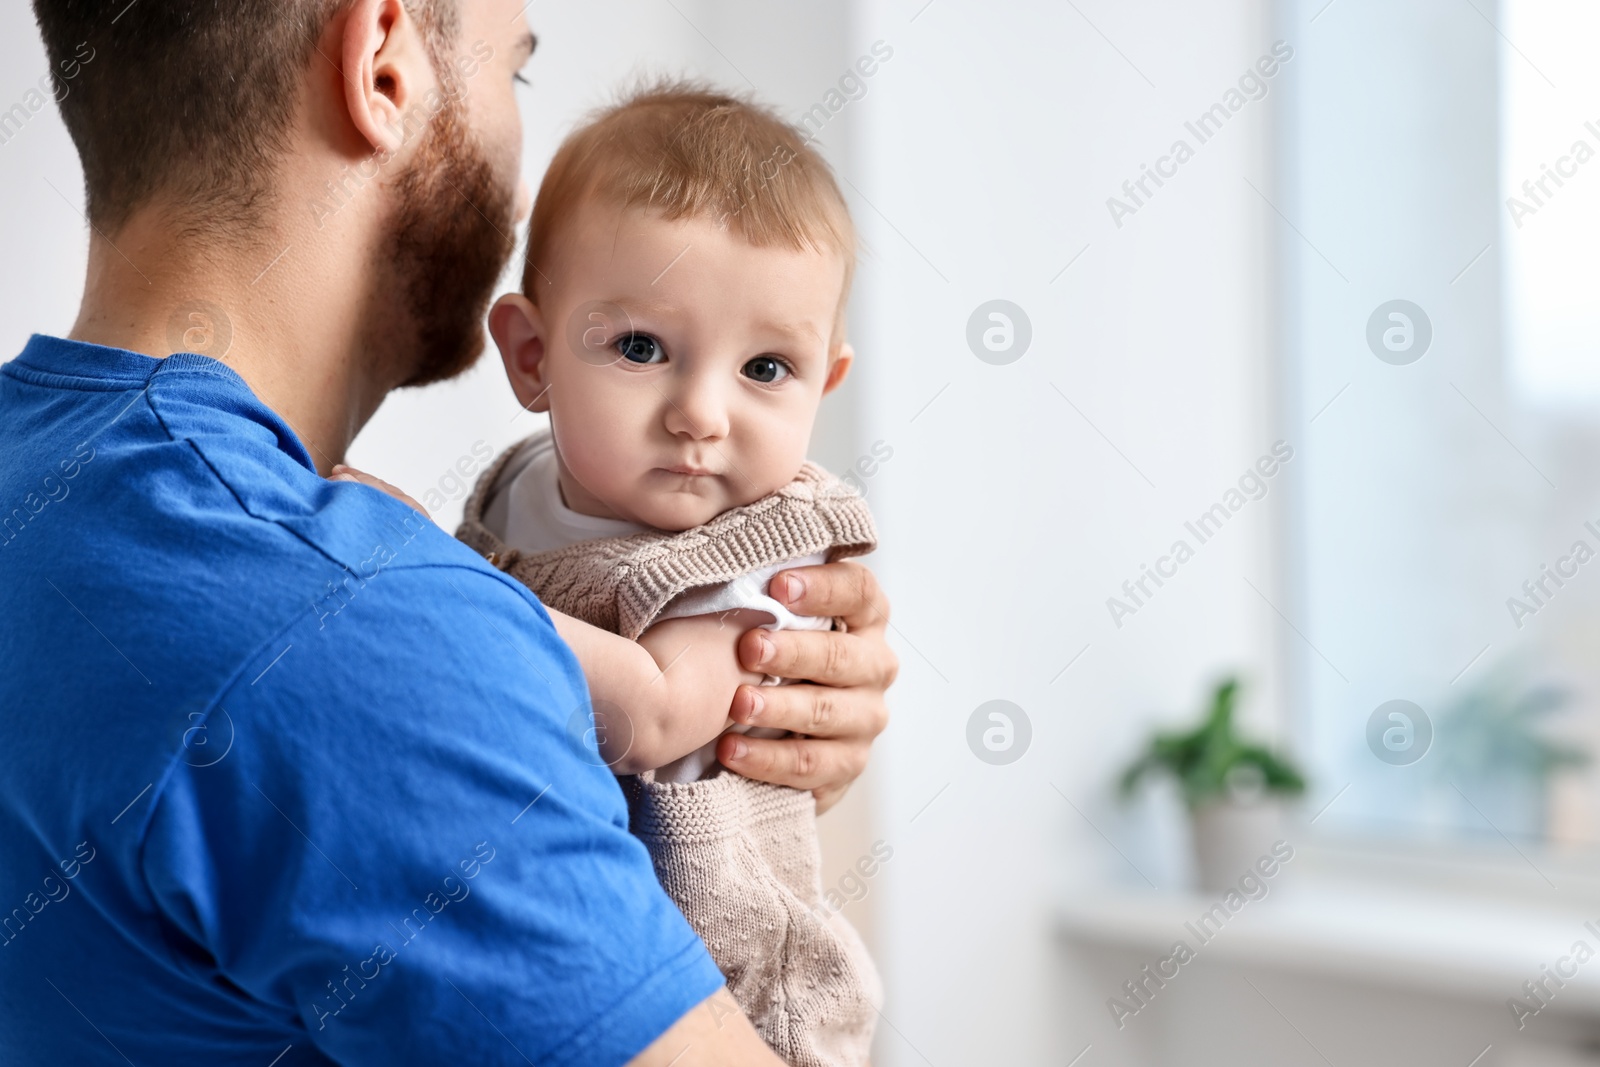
[718,561,896,813]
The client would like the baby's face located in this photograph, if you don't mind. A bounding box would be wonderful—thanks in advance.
[500,200,851,531]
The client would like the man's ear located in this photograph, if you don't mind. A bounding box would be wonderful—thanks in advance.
[822,342,854,395]
[491,294,552,413]
[340,0,435,155]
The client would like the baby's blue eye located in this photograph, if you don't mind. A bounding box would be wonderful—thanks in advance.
[616,334,664,364]
[743,356,790,383]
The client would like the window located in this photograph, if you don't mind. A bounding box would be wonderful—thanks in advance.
[1283,0,1599,849]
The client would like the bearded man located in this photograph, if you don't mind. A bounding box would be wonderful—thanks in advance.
[0,2,896,1063]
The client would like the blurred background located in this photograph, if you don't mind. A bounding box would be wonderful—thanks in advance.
[9,0,1600,1063]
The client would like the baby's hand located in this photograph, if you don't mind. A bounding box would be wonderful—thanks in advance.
[622,609,770,772]
[328,463,432,519]
[546,608,768,776]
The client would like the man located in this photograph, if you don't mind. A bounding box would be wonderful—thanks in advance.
[0,1,896,1063]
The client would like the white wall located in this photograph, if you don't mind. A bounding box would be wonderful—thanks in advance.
[0,10,93,356]
[846,0,1282,1062]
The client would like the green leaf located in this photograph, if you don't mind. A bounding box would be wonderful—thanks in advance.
[1115,676,1308,809]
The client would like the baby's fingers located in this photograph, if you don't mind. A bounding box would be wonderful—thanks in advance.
[330,464,431,519]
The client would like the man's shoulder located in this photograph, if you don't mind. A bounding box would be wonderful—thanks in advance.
[1,345,560,717]
[109,427,560,701]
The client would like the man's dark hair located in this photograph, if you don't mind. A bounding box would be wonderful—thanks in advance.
[32,1,455,234]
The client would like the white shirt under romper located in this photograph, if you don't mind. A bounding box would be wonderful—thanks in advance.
[484,430,826,782]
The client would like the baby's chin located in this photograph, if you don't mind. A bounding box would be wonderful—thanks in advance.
[630,483,774,532]
[631,495,741,532]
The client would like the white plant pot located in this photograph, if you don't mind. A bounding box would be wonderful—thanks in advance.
[1189,800,1285,893]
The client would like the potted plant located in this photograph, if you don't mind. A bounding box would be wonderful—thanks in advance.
[1118,677,1306,891]
[1432,668,1586,840]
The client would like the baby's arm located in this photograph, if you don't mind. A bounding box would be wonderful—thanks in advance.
[546,608,769,775]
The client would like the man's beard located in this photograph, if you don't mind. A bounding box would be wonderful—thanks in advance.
[375,96,517,389]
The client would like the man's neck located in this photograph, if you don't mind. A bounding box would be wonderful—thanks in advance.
[67,207,390,474]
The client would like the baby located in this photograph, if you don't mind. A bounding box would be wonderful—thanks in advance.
[456,83,881,1066]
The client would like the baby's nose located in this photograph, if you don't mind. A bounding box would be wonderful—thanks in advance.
[663,381,731,441]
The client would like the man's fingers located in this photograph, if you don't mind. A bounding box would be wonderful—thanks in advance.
[730,681,887,741]
[767,561,887,633]
[330,464,431,519]
[739,627,893,688]
[727,563,895,810]
[717,732,864,796]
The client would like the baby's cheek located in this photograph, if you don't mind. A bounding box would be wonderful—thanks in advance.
[552,418,620,490]
[578,441,635,496]
[559,381,640,464]
[753,421,814,485]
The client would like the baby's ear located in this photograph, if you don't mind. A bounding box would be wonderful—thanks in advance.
[822,342,854,395]
[490,294,551,413]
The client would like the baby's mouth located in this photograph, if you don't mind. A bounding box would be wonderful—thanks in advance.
[660,464,718,477]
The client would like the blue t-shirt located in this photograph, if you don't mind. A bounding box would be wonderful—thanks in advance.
[0,336,723,1065]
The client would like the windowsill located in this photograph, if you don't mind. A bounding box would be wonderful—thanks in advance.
[1058,837,1600,1014]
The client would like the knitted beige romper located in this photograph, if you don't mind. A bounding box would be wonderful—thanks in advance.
[457,438,882,1067]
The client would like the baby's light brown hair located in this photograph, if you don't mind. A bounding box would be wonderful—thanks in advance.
[524,80,857,341]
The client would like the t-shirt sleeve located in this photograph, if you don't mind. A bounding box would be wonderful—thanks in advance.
[137,562,724,1066]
